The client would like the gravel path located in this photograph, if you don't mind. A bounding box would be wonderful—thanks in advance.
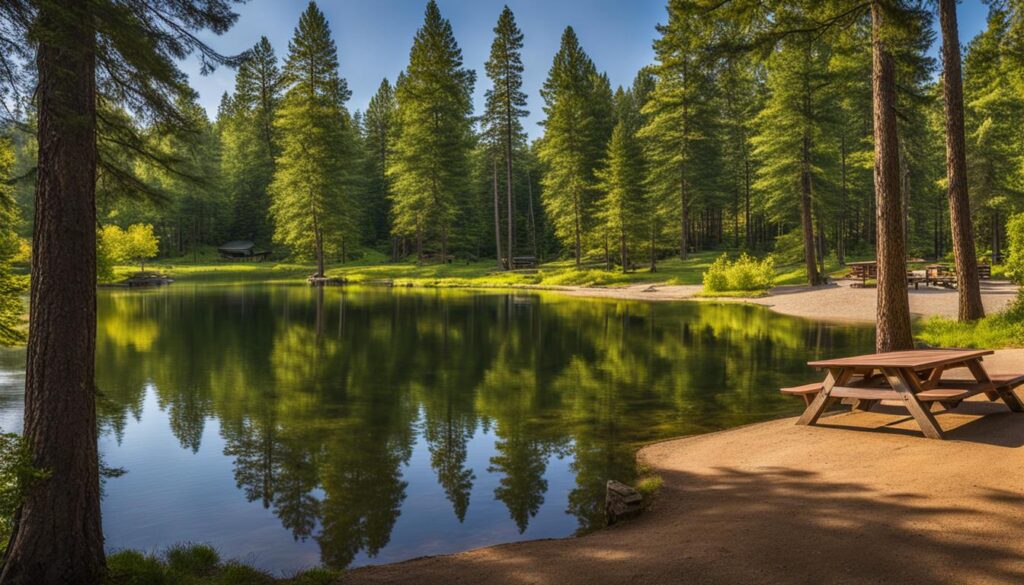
[552,279,1019,322]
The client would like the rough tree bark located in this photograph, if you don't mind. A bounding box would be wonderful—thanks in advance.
[0,1,105,583]
[871,2,914,353]
[939,0,984,321]
[493,157,504,269]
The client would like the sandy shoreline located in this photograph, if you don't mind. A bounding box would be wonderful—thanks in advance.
[550,278,1019,323]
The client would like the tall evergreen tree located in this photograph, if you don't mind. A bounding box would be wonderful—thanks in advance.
[0,1,241,581]
[390,1,476,261]
[639,0,717,261]
[537,27,611,266]
[223,36,282,246]
[271,1,357,276]
[939,0,983,320]
[596,88,644,272]
[484,6,528,269]
[362,78,398,252]
[751,3,833,286]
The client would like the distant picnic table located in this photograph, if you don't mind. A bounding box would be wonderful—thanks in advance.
[846,261,877,287]
[792,349,1024,440]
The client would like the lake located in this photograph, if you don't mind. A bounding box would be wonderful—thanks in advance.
[0,285,875,574]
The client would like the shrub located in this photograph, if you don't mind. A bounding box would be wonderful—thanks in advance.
[288,567,344,585]
[702,253,775,293]
[1004,213,1024,284]
[165,543,220,578]
[106,550,168,585]
[218,562,275,585]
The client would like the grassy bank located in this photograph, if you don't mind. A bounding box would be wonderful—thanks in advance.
[118,249,720,288]
[120,249,879,290]
[916,291,1024,349]
[107,544,337,585]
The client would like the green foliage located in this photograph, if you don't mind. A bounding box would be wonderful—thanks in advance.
[389,1,476,258]
[0,138,26,346]
[702,253,775,293]
[101,224,160,271]
[105,546,301,584]
[537,27,612,263]
[361,79,398,246]
[271,2,358,270]
[918,291,1024,349]
[222,36,282,247]
[287,567,343,585]
[107,550,168,585]
[165,543,221,577]
[1004,213,1024,284]
[0,432,49,547]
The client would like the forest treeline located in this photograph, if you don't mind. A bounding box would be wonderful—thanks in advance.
[5,0,1024,282]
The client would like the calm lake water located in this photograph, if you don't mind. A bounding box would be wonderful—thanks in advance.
[0,285,874,574]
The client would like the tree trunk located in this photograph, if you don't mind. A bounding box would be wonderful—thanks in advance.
[872,2,914,353]
[526,167,538,260]
[493,157,504,270]
[0,1,105,583]
[620,231,628,274]
[839,129,848,265]
[574,196,582,267]
[649,221,657,272]
[679,176,688,261]
[939,0,984,321]
[800,129,820,286]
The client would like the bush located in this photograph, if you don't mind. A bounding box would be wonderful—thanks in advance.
[287,567,343,585]
[1004,213,1024,284]
[165,543,220,578]
[702,253,775,293]
[106,550,168,585]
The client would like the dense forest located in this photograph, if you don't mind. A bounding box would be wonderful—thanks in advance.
[4,1,1023,283]
[1,0,1024,581]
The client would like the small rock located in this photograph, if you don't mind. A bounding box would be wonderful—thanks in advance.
[605,480,643,525]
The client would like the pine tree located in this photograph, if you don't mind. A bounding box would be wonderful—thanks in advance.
[0,1,241,581]
[537,27,611,266]
[484,6,528,269]
[270,1,357,276]
[596,89,644,273]
[390,1,476,262]
[223,36,282,246]
[639,0,717,261]
[750,4,833,286]
[362,78,398,251]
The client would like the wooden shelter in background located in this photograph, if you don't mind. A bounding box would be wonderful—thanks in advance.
[218,240,269,262]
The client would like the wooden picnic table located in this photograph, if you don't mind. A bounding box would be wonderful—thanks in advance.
[797,349,1024,439]
[846,261,877,287]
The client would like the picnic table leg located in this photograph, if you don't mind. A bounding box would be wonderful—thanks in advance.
[884,368,944,440]
[965,359,1024,412]
[796,368,849,426]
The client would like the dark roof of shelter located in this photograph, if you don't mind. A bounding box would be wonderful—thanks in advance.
[219,240,255,252]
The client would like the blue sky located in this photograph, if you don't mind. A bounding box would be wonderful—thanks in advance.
[183,0,992,140]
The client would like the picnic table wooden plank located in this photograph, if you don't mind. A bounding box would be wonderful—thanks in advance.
[884,367,945,440]
[807,349,993,370]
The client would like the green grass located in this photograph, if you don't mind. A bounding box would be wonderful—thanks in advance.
[917,291,1024,349]
[109,249,720,289]
[105,544,342,585]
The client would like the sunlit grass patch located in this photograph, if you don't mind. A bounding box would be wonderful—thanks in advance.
[916,291,1024,349]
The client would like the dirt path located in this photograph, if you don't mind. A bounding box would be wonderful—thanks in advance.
[552,279,1018,322]
[339,351,1024,585]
